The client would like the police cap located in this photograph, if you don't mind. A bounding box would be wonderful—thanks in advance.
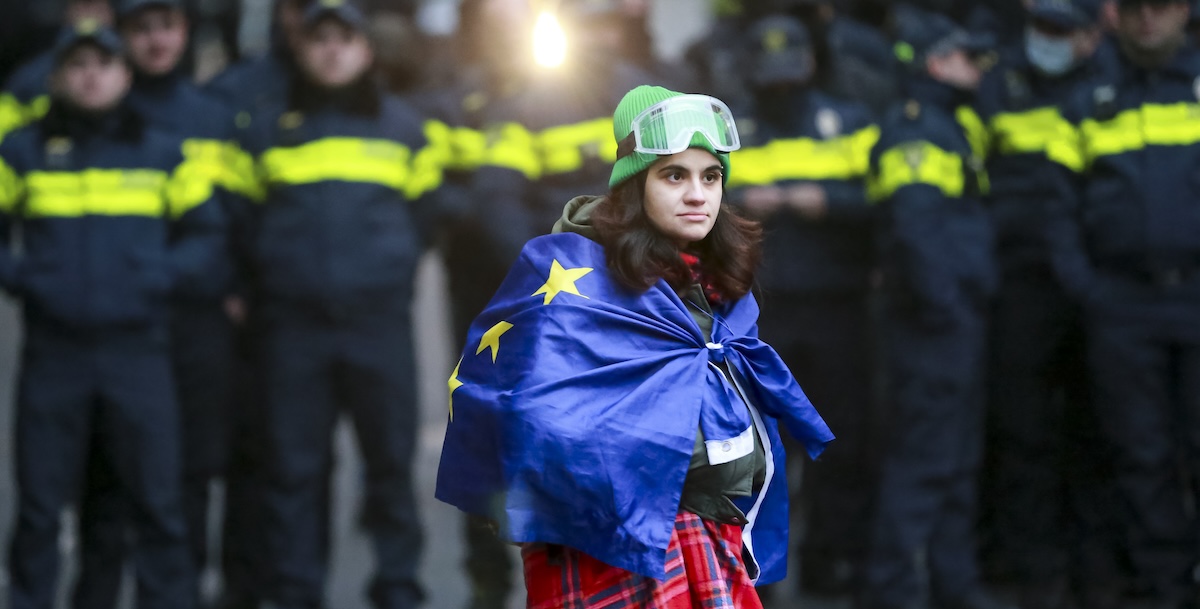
[116,0,184,21]
[745,14,815,87]
[52,20,125,66]
[892,4,984,67]
[304,0,369,31]
[1029,0,1102,29]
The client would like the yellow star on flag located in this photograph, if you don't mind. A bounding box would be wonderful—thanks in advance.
[532,259,593,305]
[448,358,463,422]
[477,321,514,363]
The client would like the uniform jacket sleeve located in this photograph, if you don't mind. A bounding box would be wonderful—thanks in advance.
[1043,90,1097,304]
[0,140,22,293]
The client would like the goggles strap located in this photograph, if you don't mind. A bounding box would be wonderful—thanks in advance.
[616,133,639,159]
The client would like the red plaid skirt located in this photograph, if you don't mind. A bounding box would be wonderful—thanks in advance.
[521,512,764,609]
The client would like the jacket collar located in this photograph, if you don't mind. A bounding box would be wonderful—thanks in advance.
[288,72,382,117]
[42,97,144,143]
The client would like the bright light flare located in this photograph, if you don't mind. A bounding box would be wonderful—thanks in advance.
[532,10,566,68]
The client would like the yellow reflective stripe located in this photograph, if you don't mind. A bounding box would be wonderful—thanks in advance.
[868,142,964,202]
[726,144,775,186]
[0,156,24,213]
[169,142,220,218]
[421,119,456,171]
[727,125,879,187]
[477,122,540,179]
[180,139,242,199]
[25,169,168,218]
[26,95,50,122]
[407,139,445,200]
[988,107,1083,171]
[0,93,26,143]
[222,141,265,201]
[728,137,855,185]
[483,122,541,179]
[451,126,487,171]
[847,125,881,176]
[1081,102,1200,166]
[956,105,989,162]
[259,137,415,193]
[0,94,50,144]
[537,117,616,176]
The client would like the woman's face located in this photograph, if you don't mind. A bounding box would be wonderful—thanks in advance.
[642,147,723,248]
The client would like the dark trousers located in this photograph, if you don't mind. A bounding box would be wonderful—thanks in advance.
[259,302,423,609]
[219,322,270,608]
[445,238,516,609]
[1085,272,1200,603]
[71,304,254,609]
[72,431,128,609]
[173,304,238,576]
[759,290,877,595]
[980,270,1123,593]
[860,305,987,609]
[7,323,194,609]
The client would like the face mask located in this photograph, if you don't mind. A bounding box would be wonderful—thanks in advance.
[1025,26,1076,76]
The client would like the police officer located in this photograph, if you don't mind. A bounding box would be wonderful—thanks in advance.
[116,0,259,604]
[972,3,1124,608]
[727,13,879,599]
[237,2,442,608]
[858,9,1009,609]
[1,0,114,143]
[204,5,311,608]
[1,22,223,609]
[1050,0,1200,606]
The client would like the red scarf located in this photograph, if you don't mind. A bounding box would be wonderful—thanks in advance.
[680,252,723,305]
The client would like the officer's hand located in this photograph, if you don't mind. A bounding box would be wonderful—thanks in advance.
[224,295,247,325]
[785,183,828,220]
[741,186,786,216]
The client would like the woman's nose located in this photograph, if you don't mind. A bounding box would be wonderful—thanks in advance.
[683,177,706,203]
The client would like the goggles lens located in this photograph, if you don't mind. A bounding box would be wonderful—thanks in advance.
[630,94,741,155]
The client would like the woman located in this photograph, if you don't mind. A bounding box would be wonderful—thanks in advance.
[436,85,834,608]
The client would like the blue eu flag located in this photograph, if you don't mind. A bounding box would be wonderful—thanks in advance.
[436,232,833,582]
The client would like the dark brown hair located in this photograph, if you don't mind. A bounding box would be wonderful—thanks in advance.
[591,173,763,301]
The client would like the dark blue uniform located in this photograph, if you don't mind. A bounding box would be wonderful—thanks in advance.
[861,77,997,609]
[205,50,296,609]
[1050,42,1200,607]
[974,41,1124,599]
[0,100,224,609]
[0,50,52,143]
[66,70,257,609]
[825,14,900,117]
[239,76,441,609]
[3,51,133,609]
[132,68,257,585]
[206,50,294,129]
[728,87,880,595]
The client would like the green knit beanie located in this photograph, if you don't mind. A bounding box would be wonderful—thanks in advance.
[608,85,733,189]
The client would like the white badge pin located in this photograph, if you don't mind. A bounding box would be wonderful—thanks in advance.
[816,108,842,139]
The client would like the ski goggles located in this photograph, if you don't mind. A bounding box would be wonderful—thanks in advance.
[622,94,741,157]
